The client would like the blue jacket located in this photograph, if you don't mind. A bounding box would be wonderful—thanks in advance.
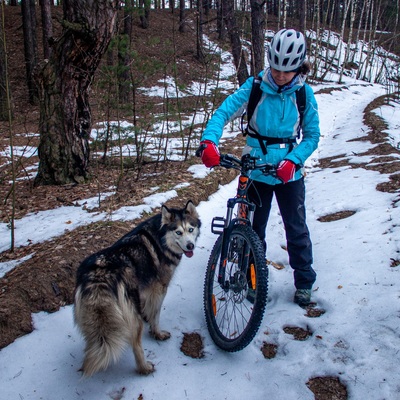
[201,69,320,185]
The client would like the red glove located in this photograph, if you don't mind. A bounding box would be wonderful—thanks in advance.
[199,140,220,168]
[276,160,296,183]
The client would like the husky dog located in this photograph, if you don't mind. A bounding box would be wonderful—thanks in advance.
[74,200,201,377]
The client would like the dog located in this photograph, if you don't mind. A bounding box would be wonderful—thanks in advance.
[73,200,201,377]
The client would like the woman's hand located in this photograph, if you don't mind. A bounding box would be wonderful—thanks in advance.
[276,159,296,183]
[198,140,220,168]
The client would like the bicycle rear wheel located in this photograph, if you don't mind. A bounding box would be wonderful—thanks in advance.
[203,224,268,352]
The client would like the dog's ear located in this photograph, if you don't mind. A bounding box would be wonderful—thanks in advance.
[184,200,199,219]
[161,204,174,225]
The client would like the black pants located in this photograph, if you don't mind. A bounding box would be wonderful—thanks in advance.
[247,178,316,290]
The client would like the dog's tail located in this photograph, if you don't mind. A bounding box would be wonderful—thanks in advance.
[74,286,131,377]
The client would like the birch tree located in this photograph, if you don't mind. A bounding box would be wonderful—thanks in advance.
[282,0,288,27]
[356,0,372,79]
[339,0,358,83]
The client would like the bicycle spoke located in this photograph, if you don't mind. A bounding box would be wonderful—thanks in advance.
[210,254,256,340]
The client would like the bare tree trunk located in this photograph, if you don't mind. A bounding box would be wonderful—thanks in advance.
[356,0,371,79]
[0,3,13,120]
[351,0,366,63]
[339,0,357,83]
[0,53,11,120]
[309,0,322,81]
[336,0,351,83]
[139,0,151,29]
[282,0,288,27]
[222,0,249,85]
[197,0,205,62]
[119,0,133,104]
[39,0,53,60]
[178,0,187,33]
[21,0,38,104]
[277,0,281,30]
[217,0,226,40]
[298,0,306,32]
[34,0,119,186]
[250,0,266,76]
[319,0,350,82]
[333,0,341,29]
[1,1,16,251]
[204,0,210,16]
[367,0,384,82]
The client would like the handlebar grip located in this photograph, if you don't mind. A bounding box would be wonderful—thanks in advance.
[221,153,239,163]
[219,153,240,168]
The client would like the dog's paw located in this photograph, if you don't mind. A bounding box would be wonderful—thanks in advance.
[151,329,171,341]
[137,361,155,375]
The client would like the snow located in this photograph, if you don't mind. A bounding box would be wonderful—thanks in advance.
[372,100,400,149]
[1,35,400,400]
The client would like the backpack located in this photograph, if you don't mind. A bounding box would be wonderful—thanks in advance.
[241,77,307,155]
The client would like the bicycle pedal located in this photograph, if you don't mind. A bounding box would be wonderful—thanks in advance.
[211,217,225,234]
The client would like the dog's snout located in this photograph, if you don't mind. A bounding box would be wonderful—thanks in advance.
[186,242,194,251]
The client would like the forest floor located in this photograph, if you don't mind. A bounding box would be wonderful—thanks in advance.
[0,6,400,400]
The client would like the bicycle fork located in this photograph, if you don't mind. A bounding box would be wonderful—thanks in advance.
[210,180,256,291]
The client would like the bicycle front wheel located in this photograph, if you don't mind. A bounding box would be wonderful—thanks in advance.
[203,224,268,352]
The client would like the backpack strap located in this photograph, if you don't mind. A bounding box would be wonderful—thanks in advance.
[247,77,263,124]
[296,84,306,127]
[241,77,262,138]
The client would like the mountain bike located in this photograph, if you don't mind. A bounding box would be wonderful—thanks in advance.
[201,152,277,352]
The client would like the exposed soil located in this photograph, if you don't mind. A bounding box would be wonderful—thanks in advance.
[307,376,349,400]
[317,210,356,222]
[261,342,278,359]
[180,332,205,359]
[283,325,313,341]
[0,6,399,400]
[306,307,326,318]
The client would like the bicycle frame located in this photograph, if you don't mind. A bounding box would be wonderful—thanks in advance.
[200,149,278,351]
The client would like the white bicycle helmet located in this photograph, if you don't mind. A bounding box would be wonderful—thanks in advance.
[267,29,306,72]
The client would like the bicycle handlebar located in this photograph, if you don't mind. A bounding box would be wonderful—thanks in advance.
[195,143,277,176]
[219,153,277,176]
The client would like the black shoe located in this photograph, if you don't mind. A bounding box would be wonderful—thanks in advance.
[294,289,311,307]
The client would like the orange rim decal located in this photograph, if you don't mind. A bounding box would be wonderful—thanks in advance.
[250,263,256,290]
[212,294,217,316]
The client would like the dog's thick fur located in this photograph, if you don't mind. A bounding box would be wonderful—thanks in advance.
[74,201,201,377]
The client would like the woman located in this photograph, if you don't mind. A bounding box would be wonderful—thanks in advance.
[199,29,320,307]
